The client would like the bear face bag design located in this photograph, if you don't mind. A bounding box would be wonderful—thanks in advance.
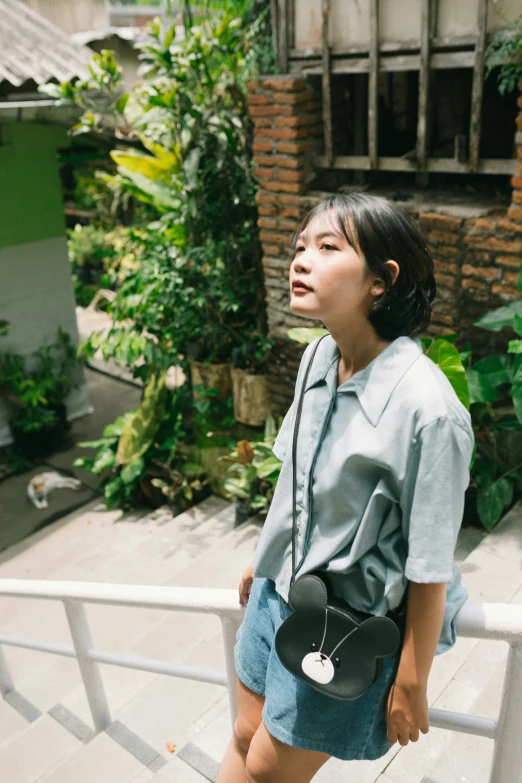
[274,335,402,701]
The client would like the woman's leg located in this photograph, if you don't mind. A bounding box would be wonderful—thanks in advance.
[216,678,265,783]
[245,721,330,783]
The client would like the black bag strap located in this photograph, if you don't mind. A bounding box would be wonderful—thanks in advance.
[290,334,329,586]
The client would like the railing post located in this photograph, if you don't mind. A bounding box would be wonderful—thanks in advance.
[220,615,242,728]
[489,643,522,783]
[0,646,14,696]
[63,600,111,732]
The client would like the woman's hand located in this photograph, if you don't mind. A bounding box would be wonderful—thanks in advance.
[238,565,254,607]
[386,679,429,746]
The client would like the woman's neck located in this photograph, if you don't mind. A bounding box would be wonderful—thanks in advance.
[326,321,393,381]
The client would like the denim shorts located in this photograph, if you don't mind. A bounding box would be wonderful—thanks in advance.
[234,577,402,761]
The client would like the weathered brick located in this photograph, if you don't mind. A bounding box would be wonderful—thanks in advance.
[517,162,522,175]
[249,93,270,105]
[432,325,459,336]
[462,264,498,280]
[305,100,322,112]
[273,90,315,105]
[257,217,278,229]
[278,169,305,183]
[497,218,522,235]
[513,190,522,205]
[255,191,277,204]
[517,147,522,159]
[280,206,301,218]
[463,236,522,253]
[274,114,322,128]
[508,205,522,223]
[426,229,461,245]
[465,217,499,234]
[516,116,522,130]
[262,77,306,92]
[252,117,271,127]
[259,230,292,245]
[433,245,459,258]
[432,314,455,326]
[418,212,463,232]
[262,255,290,269]
[435,272,456,288]
[434,260,458,274]
[462,278,488,291]
[492,282,519,297]
[247,80,260,92]
[277,140,319,154]
[252,140,273,153]
[497,254,522,269]
[279,194,304,205]
[257,205,277,216]
[280,218,299,231]
[263,180,307,194]
[503,270,520,284]
[250,104,280,117]
[518,95,522,110]
[273,155,304,169]
[263,244,281,256]
[511,176,522,189]
[254,167,273,180]
[254,127,309,140]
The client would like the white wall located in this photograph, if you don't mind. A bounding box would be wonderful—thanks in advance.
[295,0,522,49]
[0,236,92,447]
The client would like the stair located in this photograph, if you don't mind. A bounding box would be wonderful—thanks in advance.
[1,495,521,782]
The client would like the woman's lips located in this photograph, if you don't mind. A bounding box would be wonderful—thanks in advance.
[292,283,312,292]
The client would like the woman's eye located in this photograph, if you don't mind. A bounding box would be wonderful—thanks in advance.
[321,243,337,251]
[295,246,305,253]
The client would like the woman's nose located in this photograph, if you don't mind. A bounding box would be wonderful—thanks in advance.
[292,251,312,273]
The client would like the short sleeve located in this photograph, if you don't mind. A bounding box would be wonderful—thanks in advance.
[401,415,474,584]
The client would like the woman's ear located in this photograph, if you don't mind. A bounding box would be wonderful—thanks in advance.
[385,259,400,285]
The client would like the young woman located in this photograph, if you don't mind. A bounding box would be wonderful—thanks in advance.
[217,192,474,783]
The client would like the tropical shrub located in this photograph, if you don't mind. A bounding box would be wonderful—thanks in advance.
[74,381,210,510]
[485,13,522,95]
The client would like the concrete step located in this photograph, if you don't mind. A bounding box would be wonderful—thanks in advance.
[0,712,81,783]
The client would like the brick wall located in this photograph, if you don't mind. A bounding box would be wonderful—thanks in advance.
[249,76,522,417]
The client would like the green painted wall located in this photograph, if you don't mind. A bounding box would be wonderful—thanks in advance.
[0,122,69,249]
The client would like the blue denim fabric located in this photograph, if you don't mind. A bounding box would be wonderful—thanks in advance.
[234,577,402,761]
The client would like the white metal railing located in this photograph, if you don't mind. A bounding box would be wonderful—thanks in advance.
[0,581,522,783]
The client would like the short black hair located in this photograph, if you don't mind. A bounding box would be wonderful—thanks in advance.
[294,192,436,341]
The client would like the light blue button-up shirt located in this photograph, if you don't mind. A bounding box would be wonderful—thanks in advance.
[252,334,474,653]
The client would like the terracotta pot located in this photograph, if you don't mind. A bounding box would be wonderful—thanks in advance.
[231,368,271,426]
[189,360,232,401]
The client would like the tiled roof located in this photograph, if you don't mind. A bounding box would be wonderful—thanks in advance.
[0,0,93,88]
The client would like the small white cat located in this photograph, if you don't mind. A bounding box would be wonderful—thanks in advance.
[27,471,82,509]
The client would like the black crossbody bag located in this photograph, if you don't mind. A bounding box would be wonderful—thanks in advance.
[274,335,404,701]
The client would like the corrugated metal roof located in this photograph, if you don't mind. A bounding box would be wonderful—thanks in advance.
[0,0,93,88]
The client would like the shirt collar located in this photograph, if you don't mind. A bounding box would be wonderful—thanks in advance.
[305,334,423,426]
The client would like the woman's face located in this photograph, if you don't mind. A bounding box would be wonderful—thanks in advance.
[289,210,384,327]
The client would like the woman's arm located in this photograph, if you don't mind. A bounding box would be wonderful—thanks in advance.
[386,581,447,746]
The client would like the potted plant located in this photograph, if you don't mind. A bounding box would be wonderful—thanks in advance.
[219,416,283,525]
[230,332,274,426]
[0,329,81,459]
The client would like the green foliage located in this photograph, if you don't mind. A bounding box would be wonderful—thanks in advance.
[485,14,522,95]
[0,329,81,435]
[75,386,210,510]
[424,337,470,410]
[287,327,330,344]
[67,224,145,307]
[468,264,522,528]
[116,372,168,464]
[219,415,282,515]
